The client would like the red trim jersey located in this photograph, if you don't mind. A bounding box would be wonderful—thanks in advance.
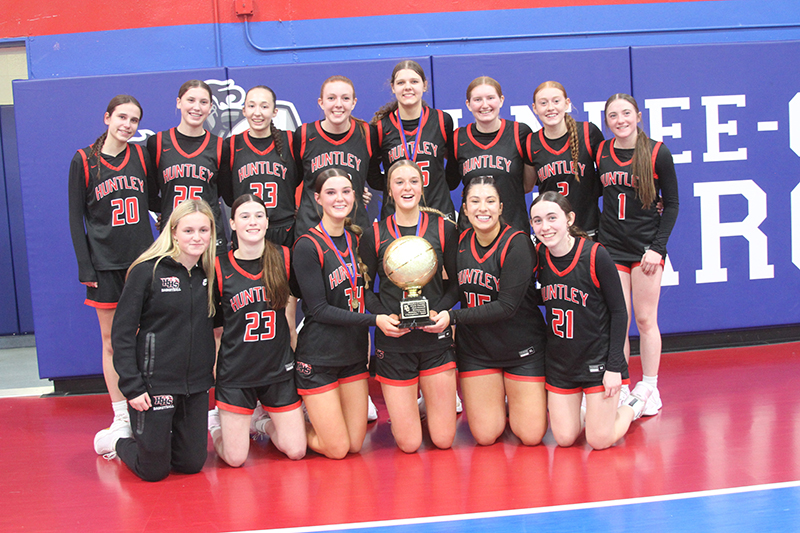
[453,226,547,365]
[596,138,680,262]
[453,119,532,232]
[294,119,372,236]
[526,121,604,234]
[292,228,370,366]
[68,144,155,281]
[150,128,224,238]
[224,130,298,228]
[537,238,626,382]
[360,211,458,353]
[376,107,456,218]
[214,249,294,388]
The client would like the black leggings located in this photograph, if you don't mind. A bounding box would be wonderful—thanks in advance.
[116,390,208,482]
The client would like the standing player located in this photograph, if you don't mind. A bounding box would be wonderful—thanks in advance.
[531,192,647,449]
[596,94,679,416]
[527,81,604,236]
[360,160,459,453]
[69,95,159,450]
[208,195,306,466]
[292,168,397,459]
[219,85,300,346]
[293,76,379,237]
[453,76,536,233]
[95,200,217,481]
[148,80,228,253]
[371,60,459,220]
[425,176,547,446]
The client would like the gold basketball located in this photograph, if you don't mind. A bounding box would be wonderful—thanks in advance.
[383,236,438,290]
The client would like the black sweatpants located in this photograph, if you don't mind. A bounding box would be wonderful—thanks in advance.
[116,390,208,482]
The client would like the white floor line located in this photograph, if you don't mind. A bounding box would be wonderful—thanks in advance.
[0,385,54,398]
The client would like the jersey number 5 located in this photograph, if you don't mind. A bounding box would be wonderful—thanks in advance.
[244,310,276,342]
[173,185,203,210]
[551,308,574,339]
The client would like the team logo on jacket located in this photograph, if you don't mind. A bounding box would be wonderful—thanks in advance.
[160,277,181,292]
[152,395,175,411]
[296,361,313,377]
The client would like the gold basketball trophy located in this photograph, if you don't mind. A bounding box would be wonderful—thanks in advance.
[383,236,438,329]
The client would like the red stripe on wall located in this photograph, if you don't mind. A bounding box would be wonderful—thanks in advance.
[2,0,715,39]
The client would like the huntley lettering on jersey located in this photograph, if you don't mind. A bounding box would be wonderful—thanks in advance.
[599,170,635,188]
[461,154,512,174]
[457,268,500,291]
[540,283,589,307]
[388,141,438,164]
[329,265,357,290]
[230,286,269,313]
[237,161,288,182]
[537,160,586,183]
[310,152,362,173]
[162,164,214,183]
[94,175,145,200]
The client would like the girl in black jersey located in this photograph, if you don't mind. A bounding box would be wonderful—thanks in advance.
[426,176,548,446]
[527,81,604,235]
[293,76,379,237]
[69,95,158,452]
[453,77,536,232]
[360,160,459,453]
[370,60,458,220]
[292,168,396,459]
[531,192,647,450]
[95,200,217,481]
[147,80,227,253]
[597,94,680,417]
[219,85,300,348]
[208,195,306,466]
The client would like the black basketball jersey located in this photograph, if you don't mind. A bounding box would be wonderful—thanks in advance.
[154,128,224,234]
[215,249,294,387]
[454,120,531,232]
[227,130,298,228]
[367,211,454,353]
[596,138,664,261]
[527,121,604,234]
[293,228,369,366]
[376,107,455,218]
[295,119,372,236]
[538,238,621,381]
[455,226,546,364]
[71,144,155,271]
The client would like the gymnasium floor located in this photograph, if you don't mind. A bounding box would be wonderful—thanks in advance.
[1,341,799,532]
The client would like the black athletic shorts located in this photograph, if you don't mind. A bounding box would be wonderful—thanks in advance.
[215,379,301,413]
[374,346,456,386]
[85,269,127,308]
[294,360,369,395]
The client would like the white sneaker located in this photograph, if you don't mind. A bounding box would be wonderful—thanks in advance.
[250,404,271,435]
[626,384,653,420]
[208,407,221,432]
[455,391,463,414]
[417,393,427,420]
[618,384,630,408]
[94,426,126,459]
[108,414,133,439]
[640,384,662,416]
[367,395,378,422]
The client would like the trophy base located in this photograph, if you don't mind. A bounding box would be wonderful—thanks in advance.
[397,317,435,330]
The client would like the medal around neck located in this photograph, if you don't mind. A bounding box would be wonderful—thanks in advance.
[383,236,438,328]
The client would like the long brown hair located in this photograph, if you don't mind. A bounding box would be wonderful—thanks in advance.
[533,81,580,182]
[244,85,286,164]
[231,194,290,309]
[313,168,371,286]
[90,95,143,182]
[530,191,589,239]
[371,60,428,125]
[604,93,656,208]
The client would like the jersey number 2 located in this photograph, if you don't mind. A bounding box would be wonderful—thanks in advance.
[244,310,276,342]
[110,197,140,226]
[551,308,574,339]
